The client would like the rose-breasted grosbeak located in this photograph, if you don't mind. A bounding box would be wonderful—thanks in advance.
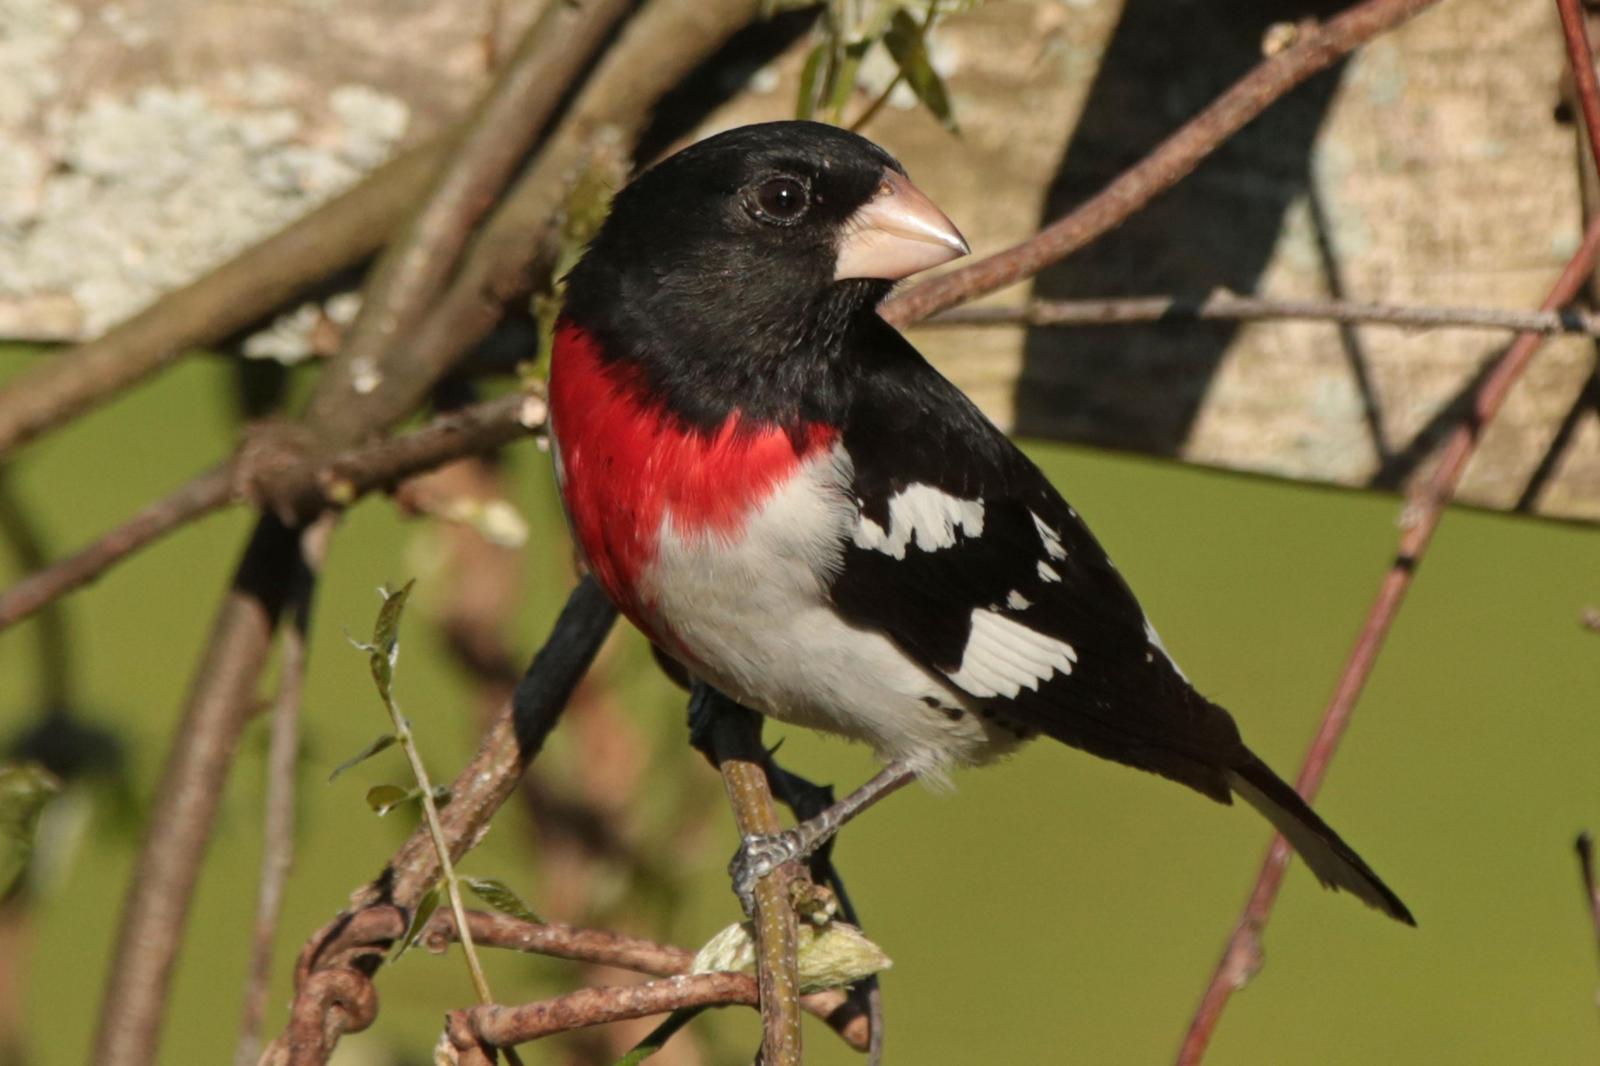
[548,121,1411,924]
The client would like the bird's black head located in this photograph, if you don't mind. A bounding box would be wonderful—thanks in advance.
[562,121,967,428]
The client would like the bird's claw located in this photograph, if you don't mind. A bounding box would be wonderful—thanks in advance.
[729,829,804,916]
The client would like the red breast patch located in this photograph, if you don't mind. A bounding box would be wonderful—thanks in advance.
[548,319,837,626]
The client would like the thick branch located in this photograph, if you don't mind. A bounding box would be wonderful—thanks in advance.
[424,910,866,1047]
[446,972,758,1053]
[1175,218,1600,1065]
[0,140,445,459]
[922,293,1600,337]
[881,0,1446,326]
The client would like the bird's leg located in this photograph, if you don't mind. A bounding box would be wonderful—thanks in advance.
[730,761,916,915]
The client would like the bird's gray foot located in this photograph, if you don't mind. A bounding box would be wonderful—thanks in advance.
[730,829,806,916]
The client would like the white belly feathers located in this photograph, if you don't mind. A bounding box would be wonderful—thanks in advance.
[640,443,1021,776]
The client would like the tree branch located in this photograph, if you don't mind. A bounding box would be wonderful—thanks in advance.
[323,0,763,439]
[0,391,537,633]
[306,0,636,442]
[1174,215,1600,1064]
[445,972,760,1056]
[264,580,616,1066]
[0,139,446,459]
[691,689,804,1066]
[92,515,309,1066]
[921,293,1600,337]
[234,517,333,1066]
[881,0,1447,327]
[423,910,867,1048]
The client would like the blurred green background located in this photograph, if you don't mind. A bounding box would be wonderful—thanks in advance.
[4,340,1600,1065]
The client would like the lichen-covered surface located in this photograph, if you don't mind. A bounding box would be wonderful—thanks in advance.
[3,0,1596,520]
[0,0,539,340]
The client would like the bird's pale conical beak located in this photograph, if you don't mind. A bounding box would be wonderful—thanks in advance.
[834,169,969,282]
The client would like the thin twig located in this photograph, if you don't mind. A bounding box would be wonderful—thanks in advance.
[307,0,635,444]
[1174,214,1600,1064]
[881,0,1447,326]
[0,391,535,633]
[921,293,1600,337]
[0,465,233,632]
[1559,0,1600,173]
[0,139,447,459]
[1576,834,1600,977]
[365,583,499,1019]
[692,690,804,1066]
[234,517,333,1066]
[266,580,617,1066]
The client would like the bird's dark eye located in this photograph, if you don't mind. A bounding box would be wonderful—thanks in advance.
[750,176,809,223]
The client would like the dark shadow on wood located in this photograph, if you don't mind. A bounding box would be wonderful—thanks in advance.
[1367,348,1500,491]
[1515,356,1600,510]
[1016,0,1353,453]
[1307,181,1391,463]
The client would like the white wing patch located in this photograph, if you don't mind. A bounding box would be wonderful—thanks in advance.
[854,483,984,559]
[947,609,1078,699]
[1006,590,1033,610]
[1031,511,1067,560]
[1037,560,1062,583]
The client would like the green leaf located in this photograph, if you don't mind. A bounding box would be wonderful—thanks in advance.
[464,877,542,924]
[366,580,416,698]
[610,1008,701,1066]
[327,733,397,783]
[393,881,441,962]
[0,762,60,897]
[795,41,827,120]
[365,783,413,816]
[883,7,957,130]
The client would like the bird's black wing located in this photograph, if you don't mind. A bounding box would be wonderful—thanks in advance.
[828,322,1248,801]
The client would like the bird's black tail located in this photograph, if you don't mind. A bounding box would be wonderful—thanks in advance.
[1227,754,1414,925]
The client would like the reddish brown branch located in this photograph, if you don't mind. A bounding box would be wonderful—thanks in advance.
[922,293,1600,337]
[1175,218,1600,1066]
[1559,0,1600,173]
[263,580,617,1066]
[0,140,445,459]
[0,391,535,633]
[446,973,759,1055]
[881,0,1446,327]
[427,910,866,1046]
